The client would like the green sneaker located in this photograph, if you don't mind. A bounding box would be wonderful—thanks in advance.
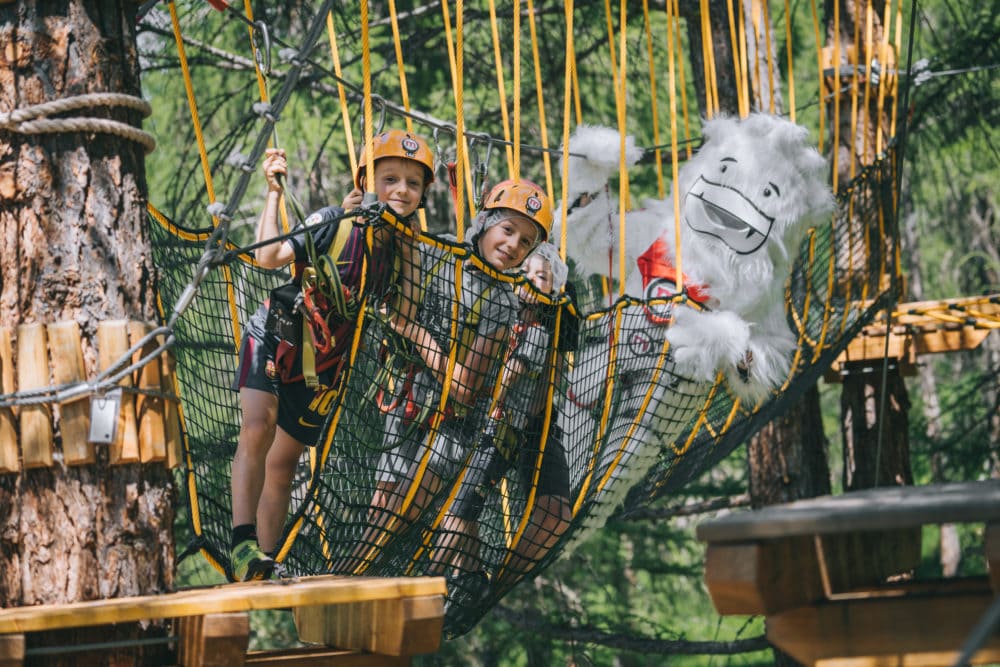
[231,539,276,582]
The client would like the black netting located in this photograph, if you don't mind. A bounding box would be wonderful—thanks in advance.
[151,143,898,636]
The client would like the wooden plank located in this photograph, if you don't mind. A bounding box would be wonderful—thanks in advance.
[696,481,1000,543]
[246,647,410,666]
[0,576,445,634]
[703,538,824,615]
[817,528,921,593]
[175,612,249,667]
[0,327,18,474]
[912,326,993,355]
[96,320,139,464]
[47,322,94,465]
[129,322,165,463]
[987,521,999,594]
[161,346,183,469]
[16,323,52,468]
[294,594,443,657]
[767,588,1000,666]
[0,634,24,667]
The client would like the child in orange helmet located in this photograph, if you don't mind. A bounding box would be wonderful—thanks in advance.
[229,129,435,582]
[339,179,553,577]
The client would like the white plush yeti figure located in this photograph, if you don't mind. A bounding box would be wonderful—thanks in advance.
[559,113,834,402]
[554,114,834,553]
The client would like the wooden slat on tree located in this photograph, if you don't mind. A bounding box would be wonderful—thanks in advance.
[128,321,165,463]
[97,320,139,464]
[0,327,17,473]
[16,323,52,468]
[47,321,94,465]
[160,344,183,469]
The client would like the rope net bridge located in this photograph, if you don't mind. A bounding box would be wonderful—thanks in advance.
[142,0,910,636]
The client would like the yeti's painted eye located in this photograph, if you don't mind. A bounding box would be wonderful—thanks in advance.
[764,182,781,197]
[763,187,771,196]
[720,157,737,174]
[720,164,728,173]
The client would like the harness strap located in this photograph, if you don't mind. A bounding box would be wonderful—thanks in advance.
[301,217,355,387]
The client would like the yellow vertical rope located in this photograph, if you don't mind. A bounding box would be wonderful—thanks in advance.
[168,2,242,349]
[325,14,358,178]
[527,0,555,204]
[810,0,825,151]
[615,0,629,296]
[671,0,693,158]
[698,0,717,120]
[571,48,583,125]
[831,0,842,193]
[487,0,516,174]
[455,0,468,230]
[558,0,576,258]
[512,0,522,181]
[361,0,375,191]
[440,0,473,229]
[725,0,749,116]
[891,0,902,137]
[604,0,622,104]
[736,0,752,114]
[700,0,719,118]
[386,0,429,231]
[665,0,684,290]
[784,0,796,122]
[642,0,666,198]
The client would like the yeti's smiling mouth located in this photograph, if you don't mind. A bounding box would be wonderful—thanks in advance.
[684,176,775,255]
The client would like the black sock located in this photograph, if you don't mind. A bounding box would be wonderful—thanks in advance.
[231,524,257,549]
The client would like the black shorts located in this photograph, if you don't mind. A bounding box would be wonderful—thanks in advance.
[451,416,570,521]
[232,331,343,446]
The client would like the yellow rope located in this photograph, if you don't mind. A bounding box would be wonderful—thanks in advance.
[724,0,749,116]
[736,0,751,114]
[558,0,576,258]
[614,0,629,295]
[527,0,555,204]
[847,3,862,181]
[488,0,515,174]
[440,0,475,227]
[891,0,902,138]
[874,0,892,156]
[665,0,684,290]
[642,0,666,198]
[361,0,375,192]
[325,13,358,178]
[386,0,429,231]
[831,0,842,192]
[512,0,522,181]
[748,0,763,110]
[700,0,718,118]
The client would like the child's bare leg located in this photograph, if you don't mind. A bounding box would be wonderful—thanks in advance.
[429,514,480,576]
[257,427,306,554]
[232,388,278,528]
[498,494,571,588]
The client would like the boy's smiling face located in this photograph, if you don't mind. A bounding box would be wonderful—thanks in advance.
[477,215,538,271]
[372,157,427,218]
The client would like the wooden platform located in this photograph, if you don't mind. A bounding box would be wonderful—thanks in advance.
[696,480,1000,666]
[0,575,446,666]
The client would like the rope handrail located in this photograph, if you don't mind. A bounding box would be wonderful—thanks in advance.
[0,92,156,153]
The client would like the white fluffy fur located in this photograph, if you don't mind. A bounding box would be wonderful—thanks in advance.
[556,114,834,555]
[561,113,834,401]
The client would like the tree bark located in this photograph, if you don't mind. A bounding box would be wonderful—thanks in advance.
[0,2,173,663]
[840,363,912,489]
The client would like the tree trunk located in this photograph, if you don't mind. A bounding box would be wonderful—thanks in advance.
[0,2,173,664]
[840,363,912,489]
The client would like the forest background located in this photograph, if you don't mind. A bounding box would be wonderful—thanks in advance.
[135,0,1000,665]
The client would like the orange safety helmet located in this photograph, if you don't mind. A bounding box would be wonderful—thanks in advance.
[355,129,436,191]
[481,178,553,241]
